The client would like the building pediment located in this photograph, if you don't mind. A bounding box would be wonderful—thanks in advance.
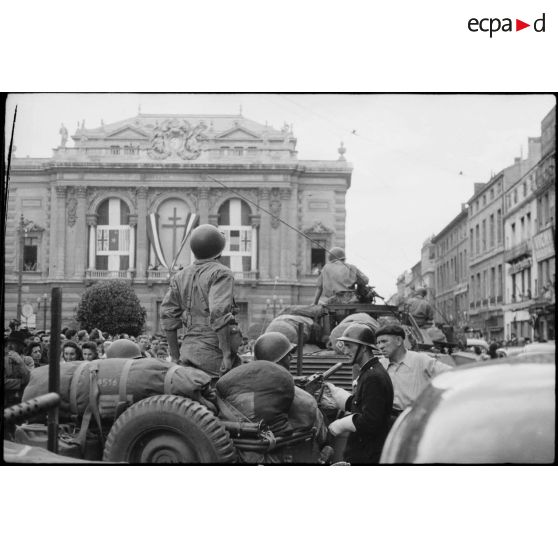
[216,126,260,140]
[303,221,334,235]
[106,126,150,140]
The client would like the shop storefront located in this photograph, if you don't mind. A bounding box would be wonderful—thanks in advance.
[532,225,555,340]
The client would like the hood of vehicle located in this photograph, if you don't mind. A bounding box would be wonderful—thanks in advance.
[381,359,555,464]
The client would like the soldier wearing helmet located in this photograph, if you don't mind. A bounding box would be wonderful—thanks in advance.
[406,287,434,328]
[160,224,240,379]
[254,332,297,370]
[312,246,369,305]
[326,323,394,464]
[105,339,143,359]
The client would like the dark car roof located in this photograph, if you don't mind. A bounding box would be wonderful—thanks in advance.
[381,357,555,464]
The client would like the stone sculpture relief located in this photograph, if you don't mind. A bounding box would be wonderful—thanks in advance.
[147,119,207,160]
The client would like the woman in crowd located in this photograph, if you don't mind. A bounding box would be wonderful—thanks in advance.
[25,341,44,368]
[81,341,99,361]
[62,341,83,362]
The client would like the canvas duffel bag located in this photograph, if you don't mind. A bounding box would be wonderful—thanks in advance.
[216,361,294,434]
[22,358,212,422]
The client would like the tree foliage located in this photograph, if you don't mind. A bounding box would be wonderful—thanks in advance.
[76,280,147,336]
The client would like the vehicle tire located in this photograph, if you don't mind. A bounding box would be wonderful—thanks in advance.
[102,395,236,464]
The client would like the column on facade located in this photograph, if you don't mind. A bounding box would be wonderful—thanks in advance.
[269,189,282,280]
[73,186,88,279]
[289,181,299,281]
[47,185,57,280]
[54,185,66,279]
[136,186,148,279]
[259,188,271,280]
[129,214,137,272]
[280,187,293,280]
[250,214,261,273]
[199,187,209,224]
[86,213,97,270]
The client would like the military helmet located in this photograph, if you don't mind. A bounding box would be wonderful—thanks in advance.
[254,332,297,363]
[190,224,226,259]
[328,247,346,262]
[338,323,377,348]
[105,339,143,359]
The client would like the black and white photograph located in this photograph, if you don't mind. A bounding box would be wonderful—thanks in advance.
[2,2,557,556]
[3,93,555,465]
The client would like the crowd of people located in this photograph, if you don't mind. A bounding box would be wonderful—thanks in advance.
[4,322,176,367]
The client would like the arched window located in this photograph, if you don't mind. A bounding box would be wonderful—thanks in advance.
[95,198,131,271]
[217,199,256,273]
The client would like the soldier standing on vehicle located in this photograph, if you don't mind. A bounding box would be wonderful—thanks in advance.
[160,224,241,380]
[407,287,434,328]
[326,324,394,464]
[376,324,451,420]
[313,247,369,305]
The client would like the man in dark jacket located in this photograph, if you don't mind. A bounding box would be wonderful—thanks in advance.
[327,324,394,464]
[160,224,240,379]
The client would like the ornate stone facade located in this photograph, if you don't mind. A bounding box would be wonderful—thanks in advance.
[5,112,352,333]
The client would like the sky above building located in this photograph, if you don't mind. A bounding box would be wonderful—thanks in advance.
[5,93,555,298]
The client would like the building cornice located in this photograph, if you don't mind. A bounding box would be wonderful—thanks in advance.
[469,247,505,268]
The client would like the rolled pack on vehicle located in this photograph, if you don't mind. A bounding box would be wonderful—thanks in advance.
[22,358,212,421]
[216,361,295,435]
[266,314,316,344]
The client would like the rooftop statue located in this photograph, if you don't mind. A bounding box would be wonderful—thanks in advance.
[59,123,68,147]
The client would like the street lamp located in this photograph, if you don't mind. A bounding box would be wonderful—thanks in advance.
[37,293,48,331]
[266,295,283,319]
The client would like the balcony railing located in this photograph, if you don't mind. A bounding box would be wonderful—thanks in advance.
[85,270,133,281]
[145,269,260,283]
[505,240,531,263]
[233,271,259,281]
[147,270,171,282]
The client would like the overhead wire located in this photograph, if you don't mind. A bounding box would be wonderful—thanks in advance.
[278,94,496,181]
[204,173,353,263]
[203,173,395,304]
[275,94,463,271]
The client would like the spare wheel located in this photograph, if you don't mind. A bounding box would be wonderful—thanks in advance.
[103,395,236,463]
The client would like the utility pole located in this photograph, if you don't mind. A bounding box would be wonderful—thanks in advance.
[16,213,25,321]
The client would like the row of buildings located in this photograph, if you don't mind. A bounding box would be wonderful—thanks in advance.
[4,112,351,335]
[393,106,556,342]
